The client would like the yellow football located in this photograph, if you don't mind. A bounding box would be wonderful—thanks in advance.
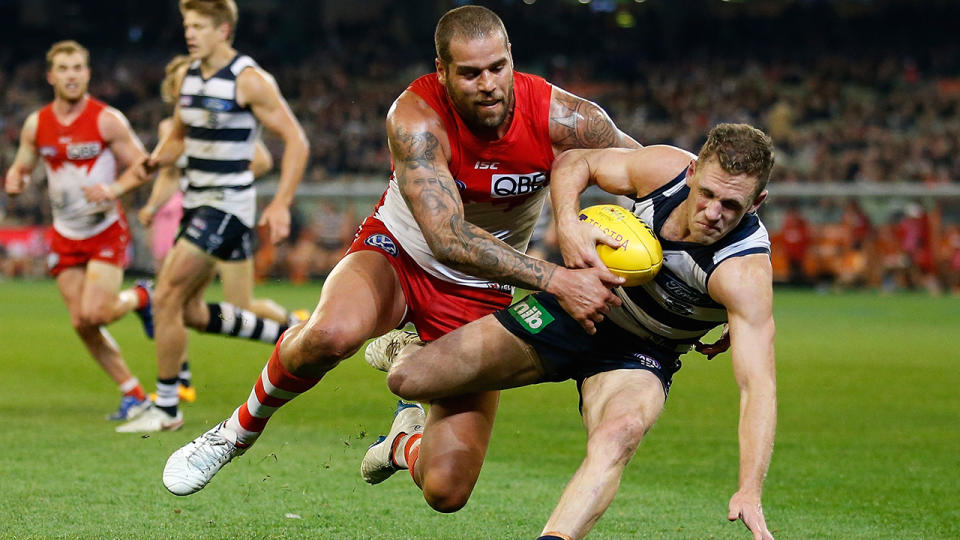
[578,204,663,286]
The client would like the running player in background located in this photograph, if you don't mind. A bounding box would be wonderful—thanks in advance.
[162,5,638,499]
[92,0,309,433]
[135,55,307,404]
[4,40,153,422]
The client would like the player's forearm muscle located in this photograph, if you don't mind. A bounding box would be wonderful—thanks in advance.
[393,127,556,291]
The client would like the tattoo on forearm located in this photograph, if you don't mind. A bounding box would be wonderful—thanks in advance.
[550,93,619,151]
[391,126,557,291]
[448,217,556,291]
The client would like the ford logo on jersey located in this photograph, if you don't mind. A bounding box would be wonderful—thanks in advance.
[201,97,233,112]
[490,172,546,198]
[365,234,398,257]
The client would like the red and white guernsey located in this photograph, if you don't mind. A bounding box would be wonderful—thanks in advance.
[375,72,555,289]
[35,97,119,240]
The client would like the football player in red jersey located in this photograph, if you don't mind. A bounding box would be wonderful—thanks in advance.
[162,5,638,499]
[4,41,154,421]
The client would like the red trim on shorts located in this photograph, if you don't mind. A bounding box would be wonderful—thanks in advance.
[48,213,130,276]
[346,216,513,341]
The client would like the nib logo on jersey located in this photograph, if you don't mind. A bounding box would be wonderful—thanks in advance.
[489,171,546,198]
[508,296,554,334]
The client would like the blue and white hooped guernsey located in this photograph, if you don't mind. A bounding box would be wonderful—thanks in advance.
[606,168,771,353]
[178,54,261,227]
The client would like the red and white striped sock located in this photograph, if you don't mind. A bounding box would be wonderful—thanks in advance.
[393,431,423,480]
[225,334,319,447]
[119,377,146,401]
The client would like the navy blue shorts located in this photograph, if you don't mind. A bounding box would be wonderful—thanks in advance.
[494,292,683,396]
[178,206,253,261]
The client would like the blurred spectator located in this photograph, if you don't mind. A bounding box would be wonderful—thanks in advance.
[284,201,357,284]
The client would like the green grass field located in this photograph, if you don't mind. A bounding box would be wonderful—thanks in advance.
[0,279,957,539]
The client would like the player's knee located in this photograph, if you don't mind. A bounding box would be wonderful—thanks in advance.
[78,304,111,328]
[420,459,478,513]
[422,482,471,514]
[70,312,96,333]
[153,283,183,314]
[587,416,647,464]
[292,319,362,369]
[386,360,418,400]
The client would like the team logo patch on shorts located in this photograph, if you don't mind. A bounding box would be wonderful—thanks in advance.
[507,296,555,334]
[631,353,661,370]
[365,234,398,256]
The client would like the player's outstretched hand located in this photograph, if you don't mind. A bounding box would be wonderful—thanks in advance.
[695,323,730,359]
[729,491,774,540]
[5,166,28,196]
[82,183,117,202]
[258,202,291,244]
[551,266,624,335]
[556,215,622,270]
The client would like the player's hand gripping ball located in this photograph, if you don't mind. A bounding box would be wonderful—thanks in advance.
[579,204,663,286]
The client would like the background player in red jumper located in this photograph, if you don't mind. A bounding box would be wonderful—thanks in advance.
[4,40,154,421]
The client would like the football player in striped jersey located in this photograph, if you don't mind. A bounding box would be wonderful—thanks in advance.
[379,124,778,540]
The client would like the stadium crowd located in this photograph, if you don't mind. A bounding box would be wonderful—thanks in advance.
[1,0,957,292]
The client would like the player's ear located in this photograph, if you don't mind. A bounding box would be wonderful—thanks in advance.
[749,189,768,213]
[435,58,446,85]
[684,158,696,186]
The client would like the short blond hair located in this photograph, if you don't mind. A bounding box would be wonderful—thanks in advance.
[180,0,238,42]
[46,40,89,71]
[161,55,192,105]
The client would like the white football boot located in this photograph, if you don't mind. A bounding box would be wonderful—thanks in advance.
[364,330,421,372]
[163,421,246,496]
[361,401,425,484]
[115,405,183,433]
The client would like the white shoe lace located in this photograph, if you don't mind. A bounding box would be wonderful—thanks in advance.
[186,427,239,473]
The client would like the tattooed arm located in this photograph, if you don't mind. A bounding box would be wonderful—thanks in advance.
[549,86,641,154]
[387,91,623,333]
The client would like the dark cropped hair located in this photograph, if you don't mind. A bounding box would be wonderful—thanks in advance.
[434,5,509,65]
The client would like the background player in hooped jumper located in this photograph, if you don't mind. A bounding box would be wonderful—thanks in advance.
[131,54,308,404]
[161,5,639,499]
[89,0,309,433]
[375,123,778,540]
[4,40,154,422]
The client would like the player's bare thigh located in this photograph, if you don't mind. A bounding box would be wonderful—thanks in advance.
[279,250,406,375]
[55,266,89,324]
[579,369,666,436]
[156,239,218,306]
[216,258,254,308]
[389,315,544,401]
[80,260,124,318]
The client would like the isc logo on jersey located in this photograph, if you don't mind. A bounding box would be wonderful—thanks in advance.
[66,142,101,160]
[490,171,546,198]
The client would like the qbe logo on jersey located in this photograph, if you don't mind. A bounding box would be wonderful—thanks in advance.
[490,171,547,198]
